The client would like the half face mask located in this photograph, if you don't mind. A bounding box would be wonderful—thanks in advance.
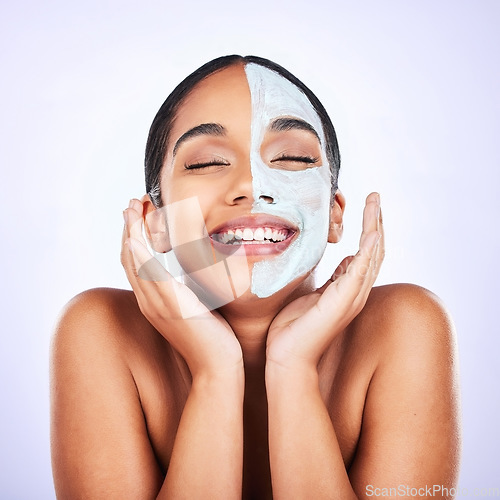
[245,63,332,298]
[147,63,333,308]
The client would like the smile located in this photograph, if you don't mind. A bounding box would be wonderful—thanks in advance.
[209,215,297,256]
[211,227,290,245]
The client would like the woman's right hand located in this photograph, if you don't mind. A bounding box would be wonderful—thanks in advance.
[121,198,243,379]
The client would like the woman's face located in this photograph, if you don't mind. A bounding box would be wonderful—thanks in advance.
[158,64,333,305]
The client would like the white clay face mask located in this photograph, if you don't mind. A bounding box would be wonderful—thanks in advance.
[244,63,332,298]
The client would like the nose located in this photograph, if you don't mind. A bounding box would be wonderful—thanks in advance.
[258,195,274,204]
[224,159,275,206]
[225,162,254,205]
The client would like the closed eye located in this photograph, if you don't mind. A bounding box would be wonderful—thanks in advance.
[270,154,320,170]
[184,158,230,170]
[271,155,319,163]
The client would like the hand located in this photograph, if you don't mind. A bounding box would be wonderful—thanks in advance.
[121,198,243,378]
[266,192,384,371]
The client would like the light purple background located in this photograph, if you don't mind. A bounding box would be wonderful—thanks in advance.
[1,1,498,497]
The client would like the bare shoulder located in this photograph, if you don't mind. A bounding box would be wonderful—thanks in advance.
[51,287,179,407]
[365,282,452,322]
[353,283,457,357]
[54,287,146,340]
[348,283,461,491]
[51,289,173,497]
[52,287,166,362]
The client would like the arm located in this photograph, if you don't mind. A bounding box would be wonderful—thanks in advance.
[265,287,460,499]
[265,195,460,498]
[266,363,356,498]
[265,193,383,498]
[51,199,245,499]
[159,366,244,498]
[121,200,245,499]
[51,290,166,499]
[51,291,244,500]
[348,285,461,498]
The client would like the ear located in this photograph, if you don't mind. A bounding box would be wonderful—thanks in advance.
[328,190,346,243]
[141,194,171,253]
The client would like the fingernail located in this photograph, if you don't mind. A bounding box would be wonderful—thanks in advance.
[123,210,128,224]
[128,199,134,209]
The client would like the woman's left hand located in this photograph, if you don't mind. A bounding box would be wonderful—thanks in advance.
[266,192,384,371]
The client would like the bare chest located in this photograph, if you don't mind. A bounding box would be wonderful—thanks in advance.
[136,343,372,495]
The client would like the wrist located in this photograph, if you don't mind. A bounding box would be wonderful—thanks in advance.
[265,359,319,391]
[191,363,245,394]
[188,350,244,381]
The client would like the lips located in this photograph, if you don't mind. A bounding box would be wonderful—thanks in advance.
[209,215,297,256]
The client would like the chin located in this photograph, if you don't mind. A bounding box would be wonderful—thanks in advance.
[188,266,317,316]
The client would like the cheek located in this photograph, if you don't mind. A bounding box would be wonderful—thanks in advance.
[294,175,331,252]
[164,196,208,248]
[251,160,331,226]
[283,172,329,215]
[161,174,218,241]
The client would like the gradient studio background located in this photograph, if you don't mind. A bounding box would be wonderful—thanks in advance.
[1,1,498,497]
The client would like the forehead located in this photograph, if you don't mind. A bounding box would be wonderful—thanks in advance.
[244,63,324,143]
[168,64,250,141]
[169,64,323,145]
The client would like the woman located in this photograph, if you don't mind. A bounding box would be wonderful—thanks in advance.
[50,55,460,499]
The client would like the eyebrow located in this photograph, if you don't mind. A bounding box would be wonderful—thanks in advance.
[268,117,321,143]
[172,123,226,157]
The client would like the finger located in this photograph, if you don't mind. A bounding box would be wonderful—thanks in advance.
[129,237,210,319]
[372,204,385,275]
[120,235,150,314]
[284,231,379,358]
[127,237,171,283]
[360,231,382,298]
[347,230,380,286]
[290,235,377,354]
[120,203,192,320]
[333,255,356,282]
[120,200,165,289]
[318,195,381,304]
[121,199,147,275]
[123,237,184,318]
[125,198,146,243]
[315,255,355,294]
[359,192,380,250]
[356,193,382,290]
[123,198,164,281]
[317,232,379,312]
[322,230,379,312]
[121,205,137,276]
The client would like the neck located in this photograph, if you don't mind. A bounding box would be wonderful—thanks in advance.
[220,297,278,372]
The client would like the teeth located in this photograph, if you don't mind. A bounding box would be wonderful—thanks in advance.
[214,226,290,244]
[254,227,265,241]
